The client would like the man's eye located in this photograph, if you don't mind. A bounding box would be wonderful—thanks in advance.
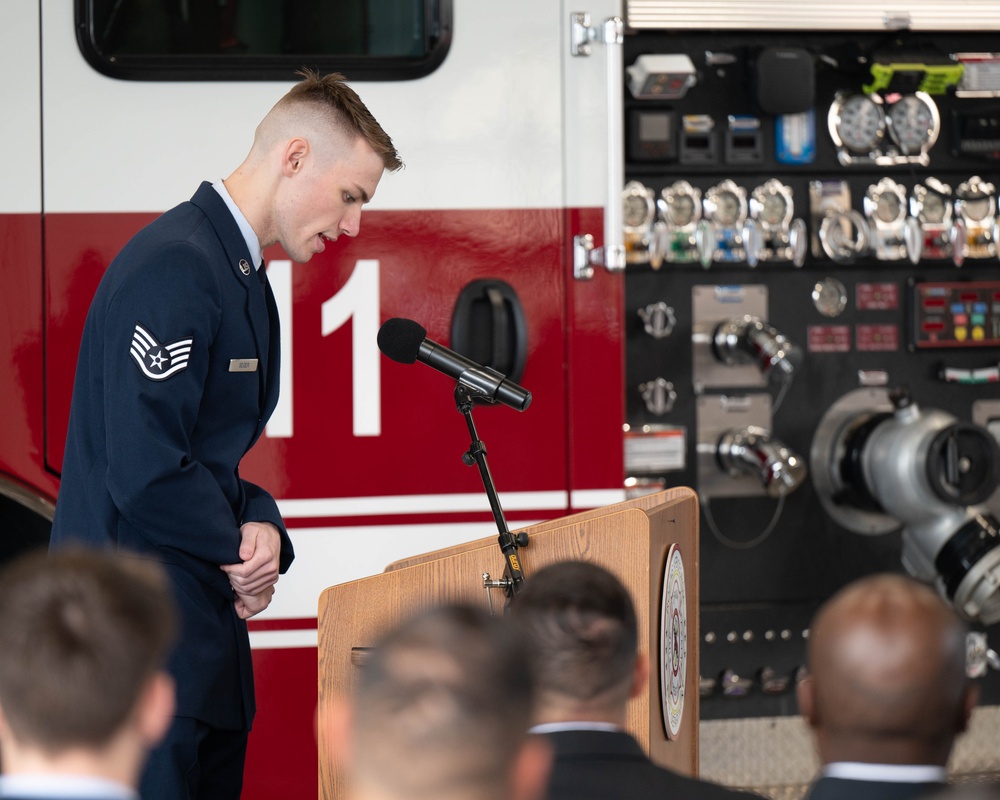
[344,193,356,203]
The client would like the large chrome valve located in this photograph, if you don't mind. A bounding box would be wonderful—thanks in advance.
[811,387,1000,623]
[716,425,807,498]
[712,315,801,380]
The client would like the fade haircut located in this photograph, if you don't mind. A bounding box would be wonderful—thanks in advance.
[274,68,402,172]
[0,547,176,753]
[352,604,535,800]
[509,561,637,704]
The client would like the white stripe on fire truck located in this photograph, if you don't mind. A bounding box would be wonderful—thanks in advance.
[276,491,569,518]
[275,490,627,519]
[249,629,317,650]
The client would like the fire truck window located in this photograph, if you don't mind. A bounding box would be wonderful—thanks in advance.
[77,0,452,81]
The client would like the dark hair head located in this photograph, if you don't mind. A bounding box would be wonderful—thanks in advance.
[509,560,638,704]
[351,603,535,800]
[0,547,176,753]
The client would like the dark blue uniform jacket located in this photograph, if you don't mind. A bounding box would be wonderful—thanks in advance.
[50,182,295,730]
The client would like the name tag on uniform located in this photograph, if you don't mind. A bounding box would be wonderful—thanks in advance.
[229,359,259,372]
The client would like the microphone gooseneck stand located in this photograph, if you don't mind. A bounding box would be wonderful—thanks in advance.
[454,383,527,599]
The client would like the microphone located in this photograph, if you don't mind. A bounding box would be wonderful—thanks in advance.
[377,318,532,411]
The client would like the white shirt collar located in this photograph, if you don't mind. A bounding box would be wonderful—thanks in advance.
[823,762,948,783]
[529,721,622,735]
[212,179,263,270]
[0,773,139,799]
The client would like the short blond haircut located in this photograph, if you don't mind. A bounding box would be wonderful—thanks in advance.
[269,68,402,172]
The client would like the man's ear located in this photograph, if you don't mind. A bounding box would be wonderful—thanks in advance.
[509,735,553,800]
[629,653,650,701]
[957,680,981,735]
[323,696,354,772]
[281,137,310,176]
[796,673,818,727]
[138,672,176,747]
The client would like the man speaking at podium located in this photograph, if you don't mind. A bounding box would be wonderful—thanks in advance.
[49,70,401,800]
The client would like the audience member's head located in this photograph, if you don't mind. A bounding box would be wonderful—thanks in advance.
[508,560,647,727]
[0,547,177,787]
[797,573,978,767]
[328,603,551,800]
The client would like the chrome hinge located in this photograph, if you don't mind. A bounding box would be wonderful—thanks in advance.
[570,12,626,280]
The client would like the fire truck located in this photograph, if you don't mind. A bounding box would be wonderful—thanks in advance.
[5,0,1000,796]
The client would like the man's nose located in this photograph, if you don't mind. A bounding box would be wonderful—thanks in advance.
[340,208,362,238]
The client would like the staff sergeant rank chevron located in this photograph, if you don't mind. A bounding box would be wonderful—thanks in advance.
[130,322,194,381]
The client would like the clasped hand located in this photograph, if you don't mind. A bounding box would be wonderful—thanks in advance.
[221,521,282,619]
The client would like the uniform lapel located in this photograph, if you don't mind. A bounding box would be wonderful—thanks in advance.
[260,265,281,421]
[245,264,270,408]
[190,182,270,405]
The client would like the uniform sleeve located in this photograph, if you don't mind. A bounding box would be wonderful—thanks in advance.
[103,241,243,570]
[242,478,295,573]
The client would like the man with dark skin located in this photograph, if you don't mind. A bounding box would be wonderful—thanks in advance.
[797,573,980,800]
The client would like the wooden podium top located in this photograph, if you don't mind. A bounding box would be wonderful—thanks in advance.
[384,486,696,571]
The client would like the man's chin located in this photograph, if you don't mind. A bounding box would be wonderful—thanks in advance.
[286,249,315,265]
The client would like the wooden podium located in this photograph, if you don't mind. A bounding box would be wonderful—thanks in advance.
[317,487,701,800]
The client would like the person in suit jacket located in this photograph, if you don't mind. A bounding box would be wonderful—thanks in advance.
[324,603,552,800]
[797,573,979,800]
[48,69,402,800]
[0,547,177,800]
[508,560,761,800]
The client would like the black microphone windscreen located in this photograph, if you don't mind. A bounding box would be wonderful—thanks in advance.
[377,318,427,364]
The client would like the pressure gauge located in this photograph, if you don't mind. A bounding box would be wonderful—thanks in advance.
[668,194,697,227]
[812,277,848,318]
[660,180,702,228]
[829,92,886,153]
[953,175,998,262]
[747,179,801,265]
[887,93,940,156]
[865,178,907,222]
[704,180,747,228]
[622,180,655,230]
[956,176,996,223]
[760,193,789,226]
[911,178,952,226]
[923,192,946,222]
[622,181,656,265]
[750,179,794,229]
[965,197,991,222]
[864,177,908,261]
[874,189,904,224]
[657,181,703,265]
[961,192,993,222]
[715,191,742,226]
[910,178,953,262]
[625,194,651,227]
[702,180,749,265]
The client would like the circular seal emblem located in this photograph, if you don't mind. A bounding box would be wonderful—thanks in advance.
[239,259,251,275]
[660,544,687,739]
